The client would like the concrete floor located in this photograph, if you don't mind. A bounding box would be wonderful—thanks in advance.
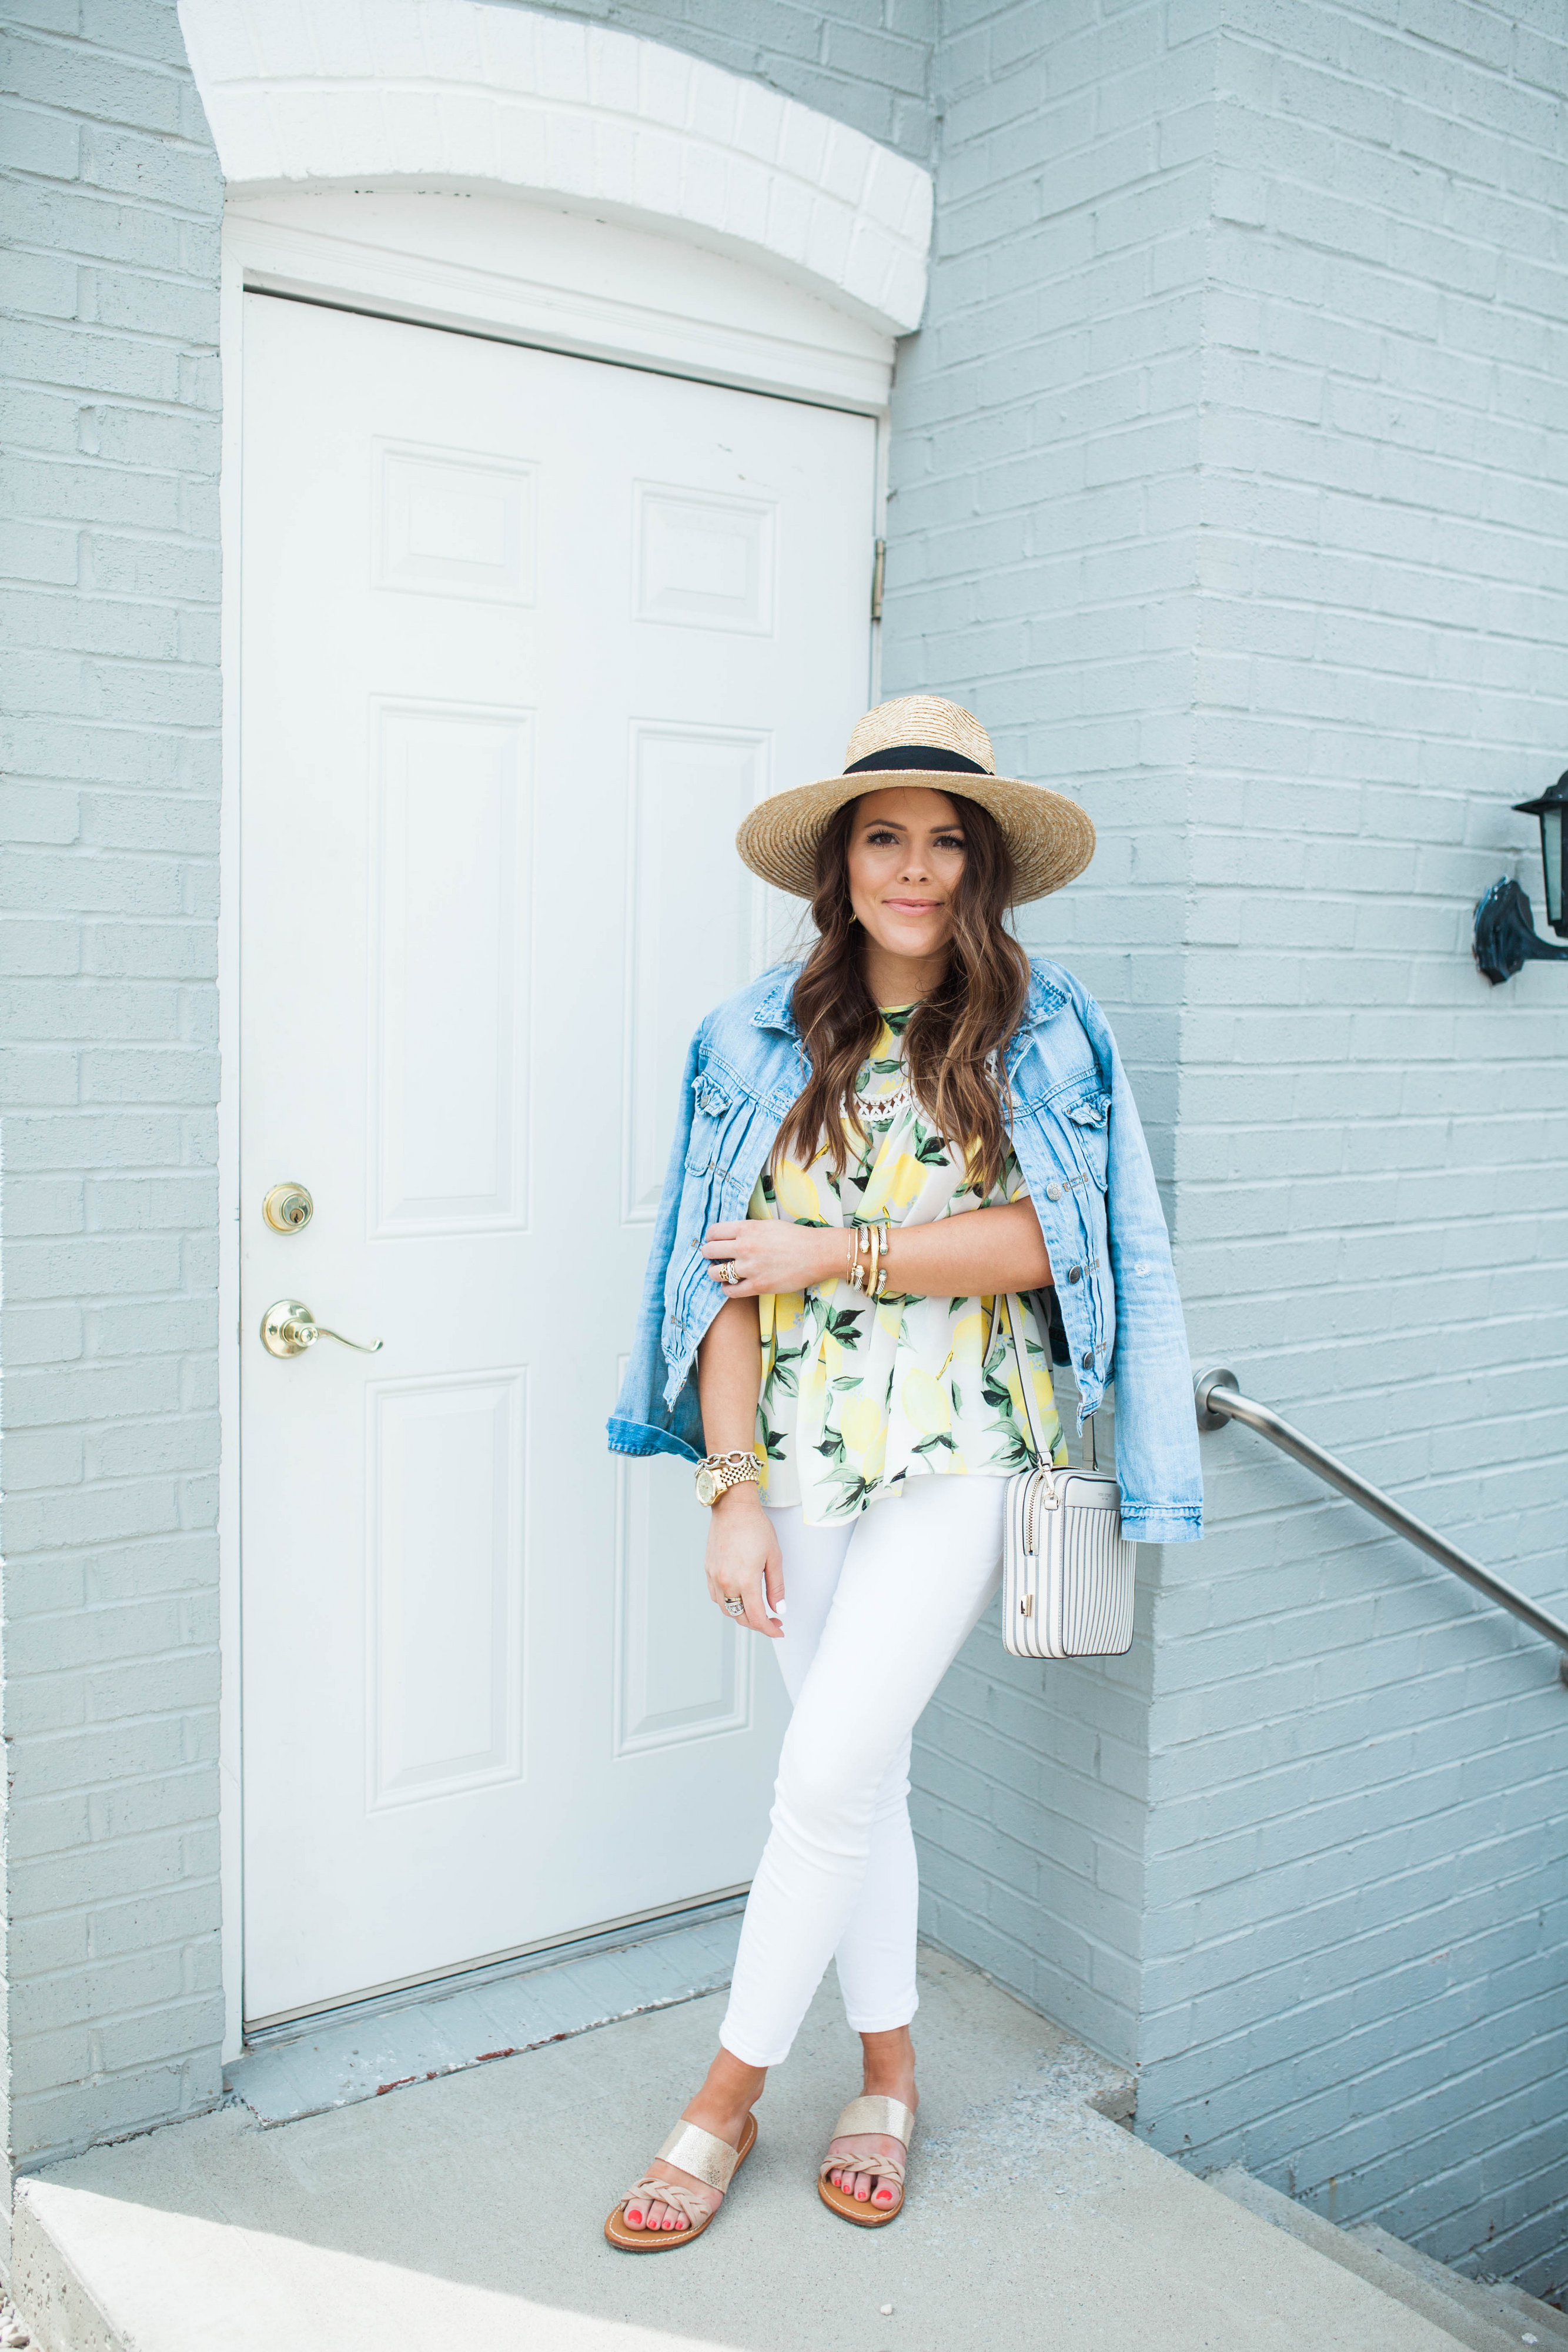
[11,1948,1470,2352]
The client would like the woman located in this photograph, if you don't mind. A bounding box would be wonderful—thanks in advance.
[605,695,1202,2249]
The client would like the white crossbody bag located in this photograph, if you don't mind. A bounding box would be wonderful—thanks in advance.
[991,1292,1138,1661]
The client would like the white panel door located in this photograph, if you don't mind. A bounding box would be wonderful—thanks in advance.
[239,293,874,2024]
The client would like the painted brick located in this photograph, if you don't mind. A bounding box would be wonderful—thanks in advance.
[0,0,223,2176]
[865,0,1568,2303]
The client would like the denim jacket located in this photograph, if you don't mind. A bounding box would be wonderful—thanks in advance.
[608,959,1203,1544]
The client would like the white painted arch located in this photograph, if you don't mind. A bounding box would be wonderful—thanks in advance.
[178,0,932,338]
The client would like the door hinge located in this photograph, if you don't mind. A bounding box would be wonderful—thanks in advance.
[870,537,886,624]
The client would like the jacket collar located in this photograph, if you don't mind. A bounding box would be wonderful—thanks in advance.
[751,965,803,1038]
[1021,962,1069,1030]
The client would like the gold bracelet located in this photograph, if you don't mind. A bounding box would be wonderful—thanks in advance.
[845,1227,858,1282]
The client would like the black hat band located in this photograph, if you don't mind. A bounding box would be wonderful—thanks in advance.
[844,744,990,777]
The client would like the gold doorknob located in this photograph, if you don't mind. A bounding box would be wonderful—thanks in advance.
[261,1299,383,1359]
[263,1182,314,1234]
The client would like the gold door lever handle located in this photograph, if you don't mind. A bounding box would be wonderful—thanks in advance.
[261,1299,384,1359]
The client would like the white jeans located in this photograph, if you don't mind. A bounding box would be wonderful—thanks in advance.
[718,1476,1007,2069]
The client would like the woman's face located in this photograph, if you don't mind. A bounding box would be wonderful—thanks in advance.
[845,787,967,967]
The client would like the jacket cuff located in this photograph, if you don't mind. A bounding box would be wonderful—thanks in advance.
[606,1416,702,1465]
[1119,1504,1203,1544]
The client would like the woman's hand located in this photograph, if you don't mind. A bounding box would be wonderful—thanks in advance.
[702,1220,843,1298]
[704,1487,784,1638]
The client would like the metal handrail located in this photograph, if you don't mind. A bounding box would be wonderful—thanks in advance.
[1194,1368,1568,1688]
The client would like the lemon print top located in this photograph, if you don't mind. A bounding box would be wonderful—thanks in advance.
[748,1004,1066,1525]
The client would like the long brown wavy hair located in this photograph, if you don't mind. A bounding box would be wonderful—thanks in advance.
[775,793,1031,1196]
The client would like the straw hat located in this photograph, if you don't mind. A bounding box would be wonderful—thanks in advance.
[735,694,1095,904]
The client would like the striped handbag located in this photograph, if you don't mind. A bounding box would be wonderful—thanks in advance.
[992,1293,1138,1661]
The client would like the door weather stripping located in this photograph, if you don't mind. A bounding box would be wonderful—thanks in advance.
[1195,1368,1568,1688]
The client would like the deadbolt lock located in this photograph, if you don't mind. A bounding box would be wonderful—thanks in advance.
[263,1182,313,1234]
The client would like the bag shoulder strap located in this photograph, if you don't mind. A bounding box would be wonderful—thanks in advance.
[986,1289,1095,1472]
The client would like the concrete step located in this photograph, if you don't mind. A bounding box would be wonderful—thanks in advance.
[1209,2166,1561,2352]
[1347,2225,1568,2352]
[3,1949,1484,2352]
[1481,2278,1568,2352]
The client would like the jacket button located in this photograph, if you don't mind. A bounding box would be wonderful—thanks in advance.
[1081,1350,1094,1371]
[1067,1265,1082,1283]
[1045,1182,1062,1201]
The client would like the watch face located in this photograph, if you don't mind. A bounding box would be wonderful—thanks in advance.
[695,1466,718,1506]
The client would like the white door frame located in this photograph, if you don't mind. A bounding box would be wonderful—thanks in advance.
[213,44,926,2052]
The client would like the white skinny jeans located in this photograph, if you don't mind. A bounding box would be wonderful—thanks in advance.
[718,1476,1007,2069]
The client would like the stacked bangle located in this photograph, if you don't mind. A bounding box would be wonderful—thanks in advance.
[847,1216,892,1301]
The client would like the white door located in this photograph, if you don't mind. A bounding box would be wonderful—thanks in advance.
[239,292,875,2024]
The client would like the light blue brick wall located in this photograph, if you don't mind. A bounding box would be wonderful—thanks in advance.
[1141,0,1568,2298]
[888,0,1567,2297]
[0,0,225,2172]
[892,0,1213,2072]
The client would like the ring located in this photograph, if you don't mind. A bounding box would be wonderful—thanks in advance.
[724,1597,745,1618]
[718,1259,740,1285]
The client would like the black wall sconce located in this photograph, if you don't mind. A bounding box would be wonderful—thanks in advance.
[1474,773,1568,985]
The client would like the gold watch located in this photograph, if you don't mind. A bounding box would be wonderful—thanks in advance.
[695,1450,762,1507]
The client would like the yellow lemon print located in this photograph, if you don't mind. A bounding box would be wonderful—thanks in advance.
[885,1152,928,1212]
[803,1353,828,1409]
[858,1160,895,1219]
[772,1158,823,1224]
[951,1310,985,1359]
[840,1394,884,1456]
[902,1367,951,1436]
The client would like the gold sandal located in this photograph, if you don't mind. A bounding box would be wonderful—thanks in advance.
[818,2095,915,2227]
[604,2113,758,2252]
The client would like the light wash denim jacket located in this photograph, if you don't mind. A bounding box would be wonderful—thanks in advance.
[608,958,1203,1544]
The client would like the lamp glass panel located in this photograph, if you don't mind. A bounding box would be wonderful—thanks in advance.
[1544,804,1563,931]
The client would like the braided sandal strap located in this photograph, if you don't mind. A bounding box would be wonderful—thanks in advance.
[820,2149,906,2189]
[621,2172,717,2229]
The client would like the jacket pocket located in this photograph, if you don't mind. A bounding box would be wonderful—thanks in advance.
[685,1068,737,1177]
[1061,1091,1109,1190]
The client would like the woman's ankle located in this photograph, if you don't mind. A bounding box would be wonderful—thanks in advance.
[683,2047,767,2138]
[858,2025,917,2100]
